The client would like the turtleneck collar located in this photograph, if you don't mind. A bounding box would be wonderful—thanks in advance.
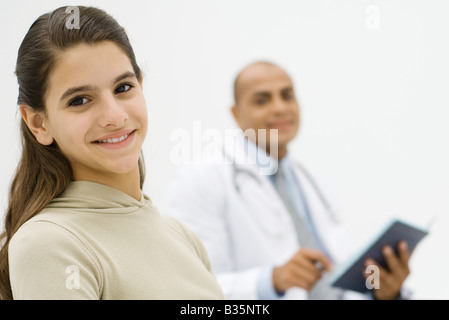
[46,181,148,214]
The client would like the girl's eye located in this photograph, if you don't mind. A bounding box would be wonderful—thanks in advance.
[68,97,89,107]
[115,83,133,94]
[255,98,268,106]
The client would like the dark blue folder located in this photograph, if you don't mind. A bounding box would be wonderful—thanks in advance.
[329,218,429,293]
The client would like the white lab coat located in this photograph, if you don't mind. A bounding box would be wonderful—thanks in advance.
[162,137,365,300]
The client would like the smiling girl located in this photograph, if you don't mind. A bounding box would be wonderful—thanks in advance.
[0,6,225,300]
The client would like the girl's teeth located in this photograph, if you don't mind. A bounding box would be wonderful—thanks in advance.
[99,133,129,143]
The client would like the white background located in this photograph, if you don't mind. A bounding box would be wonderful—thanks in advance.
[0,0,448,299]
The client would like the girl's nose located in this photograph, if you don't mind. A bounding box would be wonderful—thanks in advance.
[98,95,128,128]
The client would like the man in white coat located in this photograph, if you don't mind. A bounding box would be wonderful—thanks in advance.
[162,61,412,300]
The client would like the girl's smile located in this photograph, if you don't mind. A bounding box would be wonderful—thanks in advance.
[92,129,136,150]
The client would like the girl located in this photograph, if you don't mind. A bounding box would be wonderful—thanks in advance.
[0,6,225,300]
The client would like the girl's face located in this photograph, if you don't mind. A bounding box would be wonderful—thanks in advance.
[41,41,148,182]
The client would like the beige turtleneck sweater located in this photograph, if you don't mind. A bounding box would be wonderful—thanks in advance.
[8,181,225,300]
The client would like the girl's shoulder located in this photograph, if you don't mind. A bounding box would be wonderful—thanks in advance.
[9,208,102,267]
[8,215,103,299]
[9,212,91,257]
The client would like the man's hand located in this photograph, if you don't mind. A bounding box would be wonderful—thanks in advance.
[363,240,411,300]
[272,247,332,294]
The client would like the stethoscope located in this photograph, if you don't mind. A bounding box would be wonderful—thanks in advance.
[228,153,341,225]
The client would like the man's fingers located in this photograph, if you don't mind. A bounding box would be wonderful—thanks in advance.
[299,247,333,272]
[398,240,411,266]
[272,247,335,292]
[283,248,333,291]
[292,254,322,276]
[381,245,403,276]
[288,263,322,290]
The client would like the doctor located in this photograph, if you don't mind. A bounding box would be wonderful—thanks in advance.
[162,61,411,300]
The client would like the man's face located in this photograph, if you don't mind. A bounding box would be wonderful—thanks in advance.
[232,63,300,150]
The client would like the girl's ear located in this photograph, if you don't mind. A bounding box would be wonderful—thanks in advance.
[19,105,54,146]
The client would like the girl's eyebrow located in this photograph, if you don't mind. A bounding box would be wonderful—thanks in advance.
[59,71,136,102]
[60,85,94,102]
[113,71,136,85]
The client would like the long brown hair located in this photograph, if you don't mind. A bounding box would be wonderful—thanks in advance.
[0,6,145,300]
